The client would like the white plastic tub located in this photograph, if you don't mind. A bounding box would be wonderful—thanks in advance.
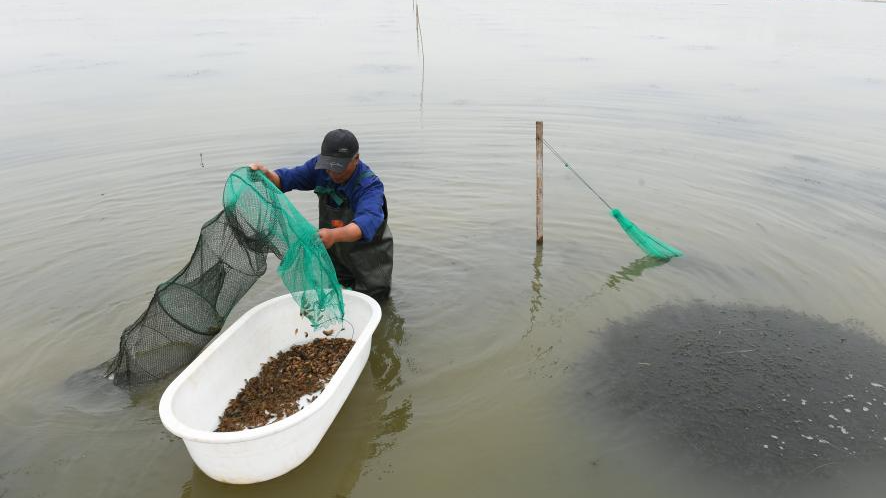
[158,289,382,484]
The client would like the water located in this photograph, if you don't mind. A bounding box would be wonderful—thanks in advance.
[586,303,886,495]
[2,0,886,496]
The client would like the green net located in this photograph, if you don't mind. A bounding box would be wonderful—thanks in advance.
[611,208,683,260]
[106,167,343,386]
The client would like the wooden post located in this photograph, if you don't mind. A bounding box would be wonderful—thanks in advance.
[536,121,543,244]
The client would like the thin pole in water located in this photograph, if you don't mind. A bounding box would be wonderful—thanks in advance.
[536,121,544,245]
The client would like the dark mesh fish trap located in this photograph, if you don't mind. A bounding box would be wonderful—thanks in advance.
[106,167,343,386]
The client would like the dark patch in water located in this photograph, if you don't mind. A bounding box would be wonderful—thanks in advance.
[589,303,886,488]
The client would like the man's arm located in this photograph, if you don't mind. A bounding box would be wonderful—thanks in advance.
[249,163,281,188]
[317,178,385,248]
[350,181,386,242]
[250,156,319,192]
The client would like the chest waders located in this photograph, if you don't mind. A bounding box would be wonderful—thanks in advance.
[314,172,393,302]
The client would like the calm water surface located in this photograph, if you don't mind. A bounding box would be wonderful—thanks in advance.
[2,0,886,496]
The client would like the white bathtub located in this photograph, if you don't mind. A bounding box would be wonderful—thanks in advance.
[158,290,382,484]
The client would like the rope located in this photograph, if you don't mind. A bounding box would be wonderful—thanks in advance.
[542,138,613,211]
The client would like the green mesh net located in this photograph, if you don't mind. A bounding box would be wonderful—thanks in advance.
[611,208,683,260]
[106,167,343,386]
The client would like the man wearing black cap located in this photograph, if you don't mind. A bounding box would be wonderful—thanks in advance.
[250,129,393,302]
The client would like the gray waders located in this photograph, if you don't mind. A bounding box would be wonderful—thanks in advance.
[314,176,393,303]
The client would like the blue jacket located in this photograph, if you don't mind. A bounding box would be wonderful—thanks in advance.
[274,156,386,242]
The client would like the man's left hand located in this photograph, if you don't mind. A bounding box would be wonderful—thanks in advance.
[318,228,336,249]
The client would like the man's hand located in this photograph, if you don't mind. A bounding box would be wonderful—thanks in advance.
[318,228,337,249]
[249,163,281,188]
[318,223,363,249]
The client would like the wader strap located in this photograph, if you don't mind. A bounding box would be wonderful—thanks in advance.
[314,170,376,207]
[314,185,344,207]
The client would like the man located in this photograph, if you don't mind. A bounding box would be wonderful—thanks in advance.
[250,129,393,302]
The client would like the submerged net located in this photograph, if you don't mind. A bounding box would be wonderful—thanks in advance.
[611,208,683,260]
[106,167,343,386]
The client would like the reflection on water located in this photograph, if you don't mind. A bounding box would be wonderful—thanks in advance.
[604,256,668,290]
[367,301,413,458]
[181,302,411,497]
[523,244,544,337]
[549,255,672,330]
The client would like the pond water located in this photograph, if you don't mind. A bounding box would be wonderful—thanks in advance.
[2,0,886,496]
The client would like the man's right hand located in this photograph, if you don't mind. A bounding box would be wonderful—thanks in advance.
[249,163,282,189]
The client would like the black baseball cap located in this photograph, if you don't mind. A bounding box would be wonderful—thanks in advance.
[315,129,359,174]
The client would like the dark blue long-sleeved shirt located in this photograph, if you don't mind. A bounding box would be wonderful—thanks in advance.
[274,156,386,242]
